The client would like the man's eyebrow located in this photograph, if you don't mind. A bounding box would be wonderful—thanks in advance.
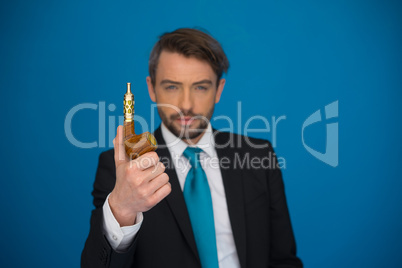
[159,79,213,86]
[192,79,212,86]
[160,79,182,85]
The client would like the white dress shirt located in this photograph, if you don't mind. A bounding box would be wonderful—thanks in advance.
[103,123,240,267]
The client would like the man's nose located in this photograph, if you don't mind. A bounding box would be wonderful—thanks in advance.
[179,88,193,113]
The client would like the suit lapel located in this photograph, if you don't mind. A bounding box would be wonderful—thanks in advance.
[153,127,200,262]
[214,129,247,268]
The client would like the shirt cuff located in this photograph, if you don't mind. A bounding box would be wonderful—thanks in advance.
[102,193,143,252]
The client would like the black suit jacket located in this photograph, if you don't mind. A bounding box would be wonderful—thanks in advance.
[81,127,303,268]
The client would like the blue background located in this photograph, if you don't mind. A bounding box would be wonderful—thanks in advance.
[1,0,401,267]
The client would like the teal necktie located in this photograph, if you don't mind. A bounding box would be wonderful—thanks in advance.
[182,147,219,268]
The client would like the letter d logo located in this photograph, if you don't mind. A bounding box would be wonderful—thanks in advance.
[302,101,339,167]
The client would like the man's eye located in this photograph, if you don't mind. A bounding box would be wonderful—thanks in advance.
[195,86,207,90]
[166,85,177,90]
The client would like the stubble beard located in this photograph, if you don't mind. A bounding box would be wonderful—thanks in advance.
[158,105,214,142]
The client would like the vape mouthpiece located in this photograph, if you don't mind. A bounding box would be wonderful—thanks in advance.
[124,82,134,122]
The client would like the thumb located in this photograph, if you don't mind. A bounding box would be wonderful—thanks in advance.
[114,125,128,167]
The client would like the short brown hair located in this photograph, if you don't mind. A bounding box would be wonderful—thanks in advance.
[148,28,229,86]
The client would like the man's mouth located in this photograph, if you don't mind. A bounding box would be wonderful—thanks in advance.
[176,117,196,126]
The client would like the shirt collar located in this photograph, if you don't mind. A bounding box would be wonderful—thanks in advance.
[160,122,215,158]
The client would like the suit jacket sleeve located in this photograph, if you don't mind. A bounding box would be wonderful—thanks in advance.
[81,149,137,268]
[266,144,303,268]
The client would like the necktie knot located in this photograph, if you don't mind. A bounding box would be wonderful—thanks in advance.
[183,147,203,168]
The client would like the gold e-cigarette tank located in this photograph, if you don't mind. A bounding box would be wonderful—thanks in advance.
[123,82,157,159]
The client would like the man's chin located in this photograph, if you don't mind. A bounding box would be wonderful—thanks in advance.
[168,122,207,140]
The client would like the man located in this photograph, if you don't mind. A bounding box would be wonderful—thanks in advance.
[82,28,303,268]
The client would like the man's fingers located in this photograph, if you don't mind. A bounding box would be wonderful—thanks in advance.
[150,182,171,205]
[114,125,128,166]
[140,162,166,182]
[148,172,169,193]
[133,152,160,171]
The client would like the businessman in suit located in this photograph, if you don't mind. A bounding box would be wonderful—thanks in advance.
[82,28,303,268]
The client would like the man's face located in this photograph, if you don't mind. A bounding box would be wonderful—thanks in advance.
[146,51,225,144]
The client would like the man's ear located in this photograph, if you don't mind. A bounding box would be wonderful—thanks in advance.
[215,78,226,104]
[146,76,156,102]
